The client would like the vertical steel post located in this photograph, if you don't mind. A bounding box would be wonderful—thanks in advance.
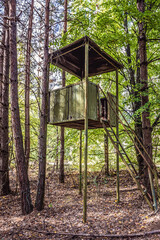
[79,130,82,195]
[116,69,120,202]
[83,40,89,223]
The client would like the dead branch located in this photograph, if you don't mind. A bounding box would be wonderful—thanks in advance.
[22,228,160,239]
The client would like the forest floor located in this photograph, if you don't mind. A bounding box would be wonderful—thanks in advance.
[1,167,160,240]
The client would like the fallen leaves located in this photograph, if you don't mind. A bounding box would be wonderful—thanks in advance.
[0,169,160,239]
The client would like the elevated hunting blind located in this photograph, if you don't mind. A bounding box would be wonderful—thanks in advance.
[48,36,122,129]
[48,36,159,222]
[48,36,123,222]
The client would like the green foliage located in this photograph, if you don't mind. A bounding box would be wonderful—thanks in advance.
[11,0,160,173]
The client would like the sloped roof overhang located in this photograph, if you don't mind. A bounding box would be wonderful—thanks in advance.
[49,36,123,79]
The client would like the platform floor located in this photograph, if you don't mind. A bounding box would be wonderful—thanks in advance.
[48,118,111,130]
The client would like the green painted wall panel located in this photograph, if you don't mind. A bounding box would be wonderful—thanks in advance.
[50,88,69,123]
[88,82,98,120]
[49,81,99,124]
[107,92,116,127]
[69,82,85,120]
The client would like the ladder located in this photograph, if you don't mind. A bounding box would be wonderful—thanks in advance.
[99,88,160,211]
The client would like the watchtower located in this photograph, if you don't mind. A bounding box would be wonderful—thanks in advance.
[48,36,122,128]
[48,36,123,221]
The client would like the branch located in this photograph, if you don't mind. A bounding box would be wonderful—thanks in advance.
[0,14,16,21]
[147,38,160,41]
[0,11,22,21]
[148,58,160,65]
[152,113,160,128]
[21,228,160,239]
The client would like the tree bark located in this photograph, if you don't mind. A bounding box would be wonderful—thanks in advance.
[0,1,5,195]
[124,14,144,176]
[25,0,34,171]
[35,0,50,211]
[135,54,144,175]
[56,127,59,171]
[59,126,64,183]
[1,0,11,195]
[137,0,153,191]
[9,0,33,214]
[59,0,67,184]
[104,134,109,176]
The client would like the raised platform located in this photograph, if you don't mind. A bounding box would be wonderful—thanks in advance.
[48,118,110,130]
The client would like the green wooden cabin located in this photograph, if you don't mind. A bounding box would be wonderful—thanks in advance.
[48,80,116,130]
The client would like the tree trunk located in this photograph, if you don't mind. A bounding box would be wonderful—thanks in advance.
[0,2,5,195]
[59,70,65,183]
[56,127,59,171]
[35,0,50,211]
[59,126,64,183]
[25,0,34,171]
[59,0,67,183]
[124,13,144,176]
[1,0,11,195]
[135,56,144,175]
[137,0,153,191]
[9,0,33,214]
[104,134,109,176]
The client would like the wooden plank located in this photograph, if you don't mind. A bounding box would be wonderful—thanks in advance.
[88,83,98,120]
[50,88,69,122]
[49,80,100,128]
[49,118,107,129]
[49,91,55,123]
[107,92,116,127]
[69,82,85,120]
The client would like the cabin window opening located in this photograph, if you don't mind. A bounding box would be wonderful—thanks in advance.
[100,98,108,120]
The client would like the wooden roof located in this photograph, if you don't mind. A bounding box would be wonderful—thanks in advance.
[49,36,123,79]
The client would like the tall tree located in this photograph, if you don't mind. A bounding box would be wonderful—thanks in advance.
[9,0,33,214]
[137,0,153,190]
[1,0,11,195]
[124,13,144,175]
[59,0,67,184]
[0,0,5,195]
[104,134,109,176]
[25,0,34,170]
[35,0,50,211]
